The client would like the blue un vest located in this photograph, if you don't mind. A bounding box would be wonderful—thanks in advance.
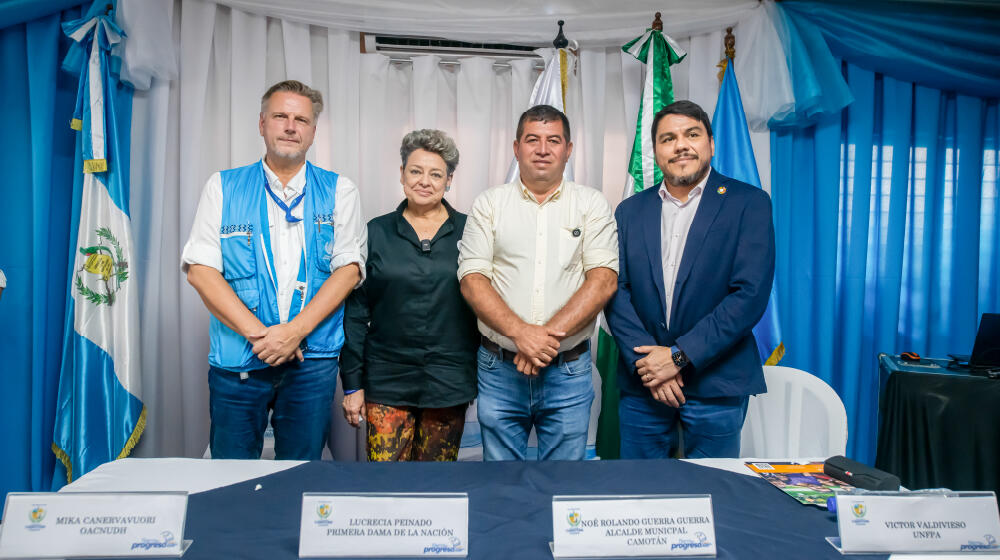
[209,160,344,371]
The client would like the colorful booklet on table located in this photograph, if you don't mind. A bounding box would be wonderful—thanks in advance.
[745,461,854,509]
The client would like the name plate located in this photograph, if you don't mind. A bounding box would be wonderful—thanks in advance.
[830,491,1000,554]
[0,492,190,559]
[299,493,468,558]
[551,495,716,558]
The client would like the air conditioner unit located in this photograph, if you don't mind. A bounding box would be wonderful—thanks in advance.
[365,34,543,67]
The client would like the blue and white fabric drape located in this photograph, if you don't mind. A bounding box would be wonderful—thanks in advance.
[769,1,1000,464]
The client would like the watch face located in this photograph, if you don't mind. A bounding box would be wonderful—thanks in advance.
[672,352,686,367]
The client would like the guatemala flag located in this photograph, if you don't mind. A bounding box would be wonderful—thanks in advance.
[711,60,785,365]
[52,2,144,486]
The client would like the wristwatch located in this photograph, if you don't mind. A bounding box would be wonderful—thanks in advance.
[671,346,689,369]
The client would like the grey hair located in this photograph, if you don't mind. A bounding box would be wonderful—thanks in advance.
[260,80,324,120]
[400,129,460,176]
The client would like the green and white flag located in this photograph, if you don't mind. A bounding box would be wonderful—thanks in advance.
[595,27,685,460]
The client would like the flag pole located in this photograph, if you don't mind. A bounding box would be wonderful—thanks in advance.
[716,27,736,82]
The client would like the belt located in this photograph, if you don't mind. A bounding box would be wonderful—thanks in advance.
[481,336,590,365]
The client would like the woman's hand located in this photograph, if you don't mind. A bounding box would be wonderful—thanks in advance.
[342,390,366,427]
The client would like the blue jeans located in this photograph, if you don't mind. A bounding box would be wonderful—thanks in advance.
[619,392,749,459]
[208,358,338,460]
[476,345,594,461]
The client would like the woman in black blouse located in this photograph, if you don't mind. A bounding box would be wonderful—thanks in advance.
[340,129,478,462]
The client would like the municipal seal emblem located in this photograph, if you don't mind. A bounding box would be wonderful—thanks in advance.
[75,227,128,306]
[852,503,866,518]
[317,503,332,519]
[29,507,46,524]
[567,511,580,527]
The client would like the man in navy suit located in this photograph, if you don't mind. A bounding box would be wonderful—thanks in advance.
[605,100,774,458]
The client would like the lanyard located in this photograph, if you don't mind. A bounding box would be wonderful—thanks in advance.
[263,165,305,223]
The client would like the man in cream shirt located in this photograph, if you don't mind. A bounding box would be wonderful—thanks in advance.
[458,105,618,461]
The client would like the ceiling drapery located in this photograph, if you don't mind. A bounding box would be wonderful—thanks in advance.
[209,0,759,47]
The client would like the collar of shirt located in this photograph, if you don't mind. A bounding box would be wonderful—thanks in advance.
[393,199,457,243]
[517,177,565,206]
[657,171,709,207]
[261,158,307,201]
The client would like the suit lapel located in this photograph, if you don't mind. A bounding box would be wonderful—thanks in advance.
[638,187,666,320]
[672,170,726,314]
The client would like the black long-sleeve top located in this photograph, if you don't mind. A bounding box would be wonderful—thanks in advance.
[340,200,478,407]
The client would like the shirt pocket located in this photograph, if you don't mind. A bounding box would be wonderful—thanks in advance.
[312,212,336,274]
[220,224,259,311]
[558,224,584,270]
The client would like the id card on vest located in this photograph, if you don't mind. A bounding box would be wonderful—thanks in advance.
[828,491,1000,554]
[299,493,468,557]
[551,495,716,558]
[0,492,190,558]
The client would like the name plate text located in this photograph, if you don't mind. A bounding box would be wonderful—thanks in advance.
[0,492,189,559]
[552,495,716,558]
[832,491,1000,554]
[299,493,468,557]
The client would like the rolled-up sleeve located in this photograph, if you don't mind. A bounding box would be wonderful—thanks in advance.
[581,190,619,273]
[330,176,367,285]
[180,172,224,273]
[457,190,495,281]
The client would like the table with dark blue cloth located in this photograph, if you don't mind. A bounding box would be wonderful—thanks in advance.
[175,459,885,559]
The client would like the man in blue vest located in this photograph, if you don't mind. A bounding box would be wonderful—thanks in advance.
[182,80,365,460]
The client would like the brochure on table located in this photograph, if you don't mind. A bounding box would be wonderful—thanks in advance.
[745,461,853,509]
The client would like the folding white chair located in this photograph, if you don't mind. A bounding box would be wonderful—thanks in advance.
[739,365,848,458]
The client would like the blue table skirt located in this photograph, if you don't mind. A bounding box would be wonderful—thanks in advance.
[176,459,885,559]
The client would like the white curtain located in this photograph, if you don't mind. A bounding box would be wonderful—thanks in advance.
[210,0,758,47]
[128,0,779,460]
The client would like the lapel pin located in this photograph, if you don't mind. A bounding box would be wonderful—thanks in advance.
[717,186,727,195]
[572,228,581,237]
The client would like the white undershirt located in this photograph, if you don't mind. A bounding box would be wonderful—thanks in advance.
[659,172,709,328]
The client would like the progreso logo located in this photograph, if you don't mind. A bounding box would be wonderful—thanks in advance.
[961,535,999,551]
[131,531,178,551]
[671,532,712,552]
[423,536,465,554]
[670,531,712,550]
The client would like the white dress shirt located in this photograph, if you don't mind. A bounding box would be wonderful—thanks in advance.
[181,159,365,323]
[458,179,619,352]
[659,172,709,328]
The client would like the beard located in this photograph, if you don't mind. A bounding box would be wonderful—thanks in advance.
[269,145,307,161]
[266,136,308,162]
[663,157,710,188]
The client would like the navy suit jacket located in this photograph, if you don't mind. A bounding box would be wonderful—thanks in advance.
[605,169,774,398]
